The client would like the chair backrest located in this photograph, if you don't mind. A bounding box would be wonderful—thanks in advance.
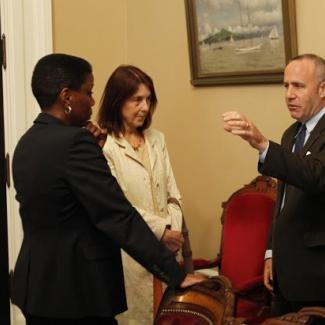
[219,176,276,289]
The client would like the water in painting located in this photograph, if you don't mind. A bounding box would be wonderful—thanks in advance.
[196,0,285,74]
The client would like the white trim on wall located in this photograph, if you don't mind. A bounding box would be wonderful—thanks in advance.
[0,1,52,324]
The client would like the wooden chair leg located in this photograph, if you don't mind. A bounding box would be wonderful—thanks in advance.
[153,276,163,318]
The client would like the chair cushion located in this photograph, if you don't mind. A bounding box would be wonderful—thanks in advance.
[221,192,273,289]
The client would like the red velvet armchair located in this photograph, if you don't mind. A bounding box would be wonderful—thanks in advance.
[195,175,277,324]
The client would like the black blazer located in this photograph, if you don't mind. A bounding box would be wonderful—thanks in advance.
[11,113,185,318]
[259,114,325,301]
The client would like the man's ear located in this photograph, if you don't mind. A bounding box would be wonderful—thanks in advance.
[319,81,325,98]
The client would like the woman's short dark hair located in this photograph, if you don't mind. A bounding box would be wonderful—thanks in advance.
[31,53,92,109]
[97,65,157,137]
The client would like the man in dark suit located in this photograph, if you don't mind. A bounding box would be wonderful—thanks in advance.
[222,53,325,316]
[11,53,203,325]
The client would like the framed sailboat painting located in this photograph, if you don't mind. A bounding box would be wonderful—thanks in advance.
[185,0,297,86]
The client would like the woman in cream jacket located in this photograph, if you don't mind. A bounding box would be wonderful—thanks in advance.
[98,65,184,325]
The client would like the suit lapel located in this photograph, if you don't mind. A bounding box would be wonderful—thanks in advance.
[114,137,144,166]
[302,114,325,155]
[274,122,300,217]
[144,131,157,171]
[282,114,325,156]
[283,122,300,151]
[124,146,142,164]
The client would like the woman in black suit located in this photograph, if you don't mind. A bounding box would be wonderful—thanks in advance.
[11,53,202,325]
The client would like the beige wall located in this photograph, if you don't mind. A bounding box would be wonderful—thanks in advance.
[52,0,127,106]
[52,0,325,259]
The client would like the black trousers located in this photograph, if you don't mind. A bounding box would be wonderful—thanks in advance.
[24,313,118,325]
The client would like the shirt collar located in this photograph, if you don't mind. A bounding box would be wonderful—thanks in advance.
[305,106,325,134]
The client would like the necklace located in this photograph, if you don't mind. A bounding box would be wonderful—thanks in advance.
[124,133,144,150]
[131,137,144,150]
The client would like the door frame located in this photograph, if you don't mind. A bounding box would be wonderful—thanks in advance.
[0,1,52,324]
[0,34,10,324]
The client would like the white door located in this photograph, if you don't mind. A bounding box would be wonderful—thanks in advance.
[0,1,52,324]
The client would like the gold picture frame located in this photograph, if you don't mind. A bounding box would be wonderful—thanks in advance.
[185,0,297,86]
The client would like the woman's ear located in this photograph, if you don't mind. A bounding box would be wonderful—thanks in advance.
[59,88,72,106]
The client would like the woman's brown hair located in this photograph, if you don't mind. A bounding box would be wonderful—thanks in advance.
[97,65,157,137]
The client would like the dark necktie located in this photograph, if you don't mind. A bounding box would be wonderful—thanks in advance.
[294,124,306,153]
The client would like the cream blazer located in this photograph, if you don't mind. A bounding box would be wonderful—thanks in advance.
[102,128,183,239]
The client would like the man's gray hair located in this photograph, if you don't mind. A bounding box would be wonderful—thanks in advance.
[290,53,325,84]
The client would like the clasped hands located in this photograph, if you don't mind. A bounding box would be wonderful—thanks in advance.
[161,228,184,254]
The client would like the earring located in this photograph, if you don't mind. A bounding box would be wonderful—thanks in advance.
[65,105,72,115]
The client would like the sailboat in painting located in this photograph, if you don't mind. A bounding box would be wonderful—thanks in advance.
[235,42,262,53]
[269,25,279,39]
[235,0,262,53]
